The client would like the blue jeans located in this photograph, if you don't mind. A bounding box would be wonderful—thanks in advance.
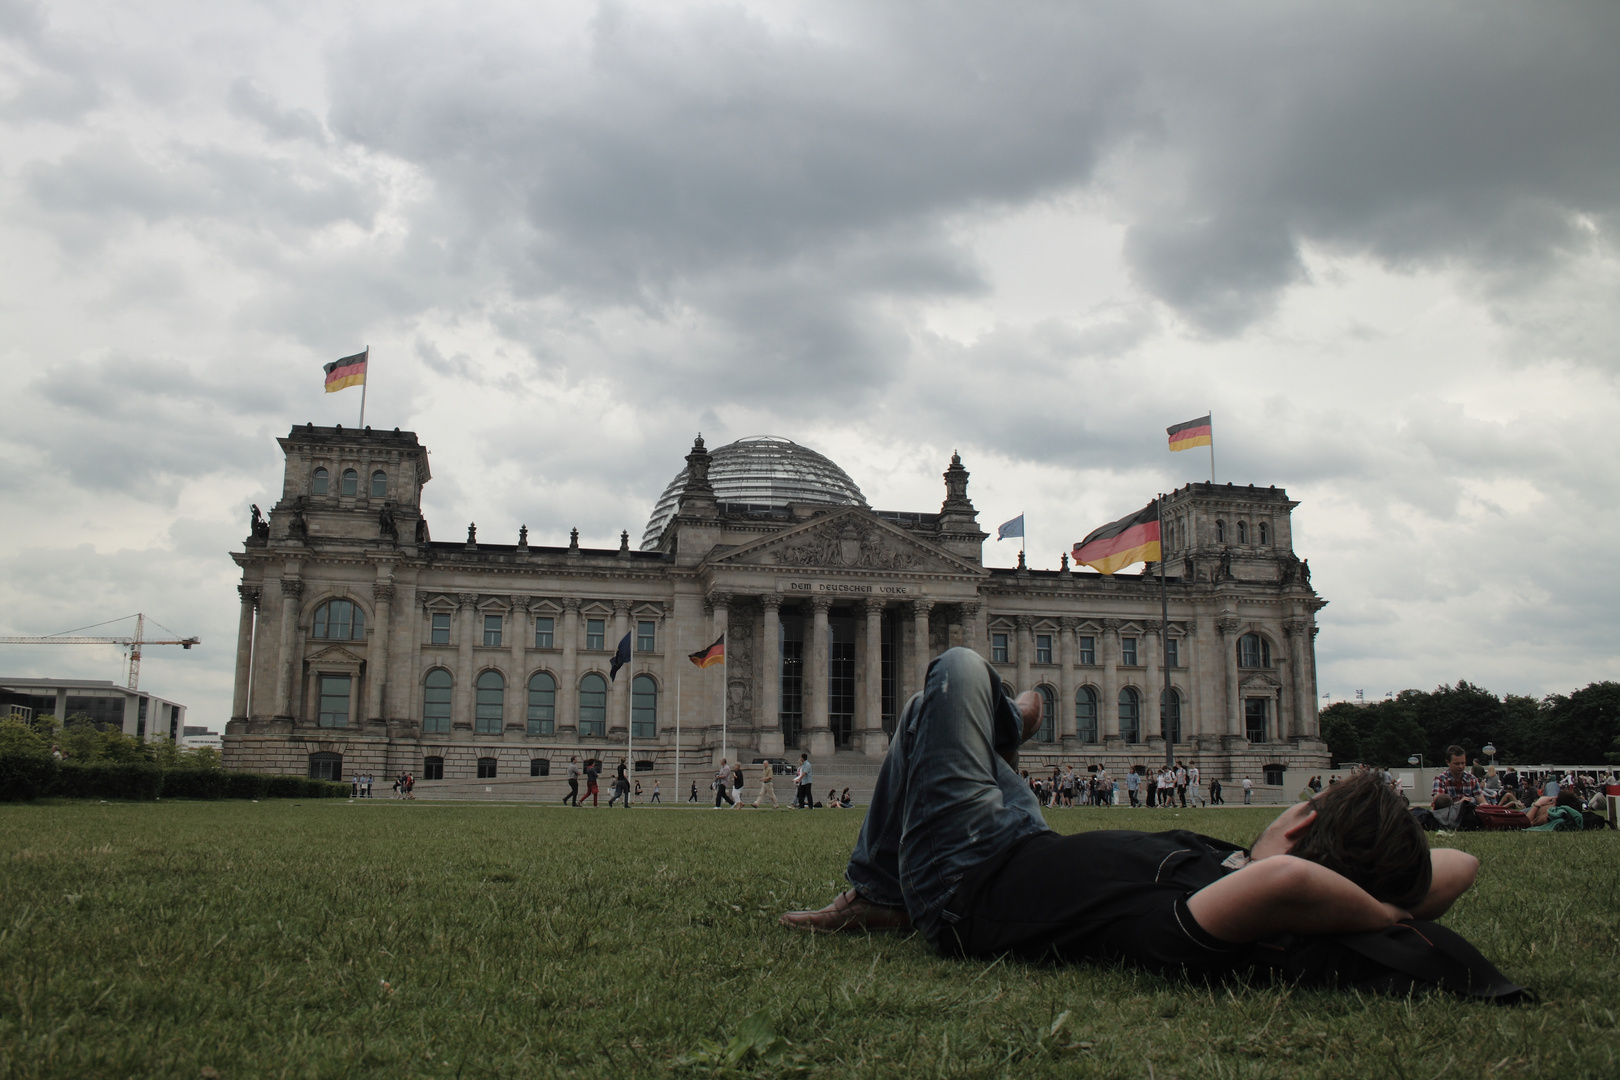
[846,647,1053,940]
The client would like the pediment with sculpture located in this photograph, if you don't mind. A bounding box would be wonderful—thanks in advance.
[710,508,982,576]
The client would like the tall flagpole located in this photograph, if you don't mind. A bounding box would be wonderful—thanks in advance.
[358,346,370,429]
[1207,408,1215,483]
[626,636,633,793]
[1158,493,1174,769]
[674,669,681,806]
[721,646,728,766]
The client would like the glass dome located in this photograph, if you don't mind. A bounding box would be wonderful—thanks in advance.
[641,436,867,549]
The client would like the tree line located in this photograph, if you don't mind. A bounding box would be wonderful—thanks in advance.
[1320,680,1620,768]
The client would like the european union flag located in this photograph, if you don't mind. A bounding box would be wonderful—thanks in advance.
[609,632,632,680]
[996,513,1024,541]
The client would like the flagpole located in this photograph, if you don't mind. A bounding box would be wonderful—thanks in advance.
[1207,408,1214,483]
[358,346,369,429]
[1158,493,1174,770]
[674,668,681,807]
[626,637,633,792]
[721,647,728,766]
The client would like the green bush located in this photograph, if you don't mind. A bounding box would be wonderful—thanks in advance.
[55,761,163,801]
[224,772,269,800]
[0,753,57,801]
[264,774,307,799]
[160,769,229,800]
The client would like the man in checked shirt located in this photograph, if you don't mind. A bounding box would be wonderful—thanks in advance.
[1431,745,1483,806]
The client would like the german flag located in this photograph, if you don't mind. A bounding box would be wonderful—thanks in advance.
[324,350,368,393]
[1072,502,1161,576]
[688,634,725,668]
[1167,413,1211,452]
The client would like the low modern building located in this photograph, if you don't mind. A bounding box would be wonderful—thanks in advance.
[0,678,186,740]
[225,425,1329,784]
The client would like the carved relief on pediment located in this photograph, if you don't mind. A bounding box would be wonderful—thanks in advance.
[771,522,924,571]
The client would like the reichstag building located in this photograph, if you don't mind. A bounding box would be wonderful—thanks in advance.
[225,425,1329,783]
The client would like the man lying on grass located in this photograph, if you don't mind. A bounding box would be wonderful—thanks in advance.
[782,648,1523,1001]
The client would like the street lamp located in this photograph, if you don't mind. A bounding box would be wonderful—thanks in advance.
[1408,754,1426,768]
[1483,742,1497,767]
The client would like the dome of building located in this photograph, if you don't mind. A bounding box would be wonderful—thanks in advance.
[641,436,867,549]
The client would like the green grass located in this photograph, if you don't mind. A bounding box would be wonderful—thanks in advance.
[0,800,1616,1079]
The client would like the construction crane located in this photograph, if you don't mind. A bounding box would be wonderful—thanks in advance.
[0,613,200,691]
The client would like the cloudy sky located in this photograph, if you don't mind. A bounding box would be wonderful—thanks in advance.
[2,0,1617,726]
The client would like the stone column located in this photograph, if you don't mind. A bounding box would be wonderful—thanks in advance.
[1284,619,1309,742]
[369,582,394,722]
[609,599,631,736]
[709,594,732,756]
[1100,618,1120,744]
[1057,617,1077,741]
[806,596,835,758]
[232,585,259,719]
[960,601,984,659]
[911,599,935,697]
[508,596,530,733]
[759,595,783,756]
[861,599,888,756]
[402,586,422,727]
[1015,614,1033,694]
[457,593,478,730]
[1307,626,1322,737]
[1143,624,1161,745]
[558,599,580,736]
[274,578,302,718]
[1218,616,1243,738]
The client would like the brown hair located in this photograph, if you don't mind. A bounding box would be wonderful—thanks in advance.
[1286,770,1432,910]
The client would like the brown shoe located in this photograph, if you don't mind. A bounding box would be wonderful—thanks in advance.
[779,889,912,934]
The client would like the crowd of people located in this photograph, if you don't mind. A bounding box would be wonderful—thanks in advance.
[1019,761,1239,809]
[1415,745,1616,831]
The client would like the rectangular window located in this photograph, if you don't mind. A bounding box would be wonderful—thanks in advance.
[1245,697,1269,742]
[829,616,855,750]
[780,617,804,749]
[636,620,656,653]
[534,616,554,649]
[1166,638,1179,668]
[422,757,444,780]
[318,674,351,728]
[1079,636,1095,665]
[137,697,148,738]
[477,758,497,779]
[530,759,550,777]
[586,619,605,650]
[1035,634,1052,664]
[991,633,1009,664]
[483,614,502,647]
[431,613,450,645]
[1120,636,1138,666]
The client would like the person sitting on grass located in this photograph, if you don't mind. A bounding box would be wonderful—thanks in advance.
[780,647,1524,1001]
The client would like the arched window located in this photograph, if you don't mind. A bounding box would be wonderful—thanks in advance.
[312,599,365,640]
[341,468,359,496]
[477,757,498,779]
[1119,687,1141,743]
[308,751,342,781]
[1036,685,1055,743]
[422,669,452,734]
[422,755,444,780]
[1161,688,1182,744]
[632,675,658,738]
[527,672,556,736]
[1238,521,1248,544]
[1075,686,1098,743]
[1258,522,1269,546]
[1216,519,1226,543]
[1238,633,1271,668]
[370,470,387,498]
[311,467,329,495]
[475,671,504,734]
[579,673,607,736]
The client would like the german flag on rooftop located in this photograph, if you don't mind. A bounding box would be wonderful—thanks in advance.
[1072,501,1161,576]
[324,350,368,393]
[1167,413,1211,451]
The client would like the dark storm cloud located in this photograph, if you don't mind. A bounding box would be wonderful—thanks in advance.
[311,1,1620,350]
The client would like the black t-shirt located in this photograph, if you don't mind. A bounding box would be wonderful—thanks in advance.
[939,829,1254,975]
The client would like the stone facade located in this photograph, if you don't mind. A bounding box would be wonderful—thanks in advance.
[225,425,1329,783]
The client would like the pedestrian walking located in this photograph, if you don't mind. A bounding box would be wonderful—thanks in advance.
[650,780,662,804]
[563,756,580,806]
[608,759,631,807]
[714,759,736,808]
[633,778,643,803]
[731,761,745,809]
[581,759,600,807]
[689,781,698,802]
[1242,776,1253,804]
[794,753,813,809]
[753,761,780,808]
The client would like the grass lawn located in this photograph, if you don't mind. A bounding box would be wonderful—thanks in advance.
[1,799,1617,1079]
